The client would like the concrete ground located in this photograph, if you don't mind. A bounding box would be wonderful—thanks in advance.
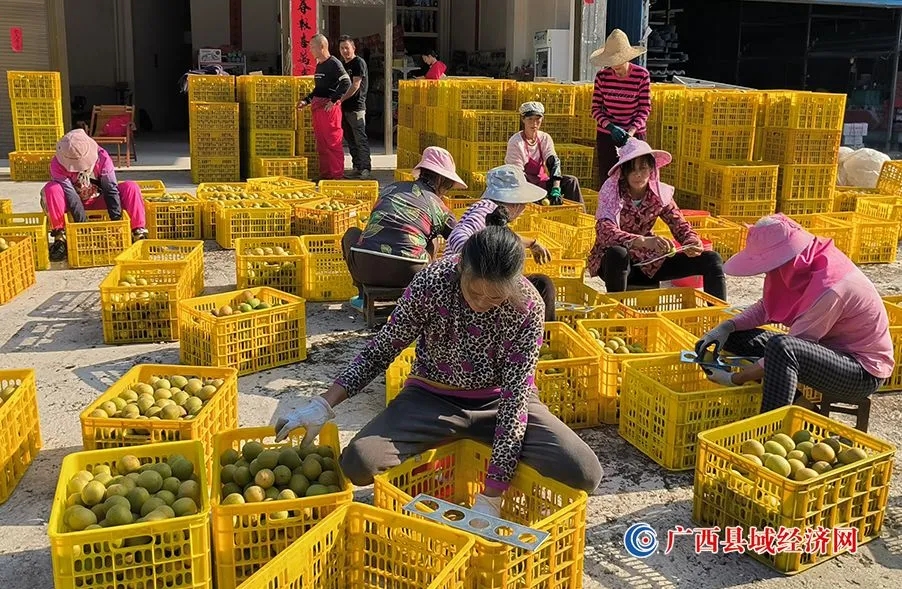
[1,170,901,588]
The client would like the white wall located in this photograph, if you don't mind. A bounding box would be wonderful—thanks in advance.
[190,0,230,50]
[65,0,117,87]
[507,0,572,70]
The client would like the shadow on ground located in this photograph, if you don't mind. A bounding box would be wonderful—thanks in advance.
[1,319,104,353]
[28,290,101,319]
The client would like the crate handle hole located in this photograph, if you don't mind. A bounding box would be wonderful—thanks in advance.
[495,525,514,537]
[469,518,490,530]
[414,499,439,513]
[442,509,465,522]
[519,532,538,544]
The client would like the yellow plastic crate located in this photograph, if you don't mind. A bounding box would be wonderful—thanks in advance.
[8,150,54,181]
[556,143,596,184]
[65,211,132,268]
[178,287,307,375]
[535,322,604,429]
[385,345,417,405]
[294,197,364,236]
[241,102,297,130]
[187,73,235,102]
[267,188,322,234]
[621,354,762,470]
[855,195,902,224]
[190,129,239,157]
[677,157,704,194]
[530,213,595,259]
[211,425,354,589]
[48,441,212,589]
[189,101,239,131]
[99,264,193,343]
[457,110,520,142]
[581,188,599,216]
[250,156,308,180]
[656,306,746,339]
[79,364,238,479]
[787,214,854,255]
[442,195,482,219]
[190,156,241,184]
[247,129,295,158]
[0,369,42,505]
[0,236,36,304]
[247,176,314,190]
[11,98,63,126]
[236,503,474,589]
[214,200,291,249]
[0,212,50,270]
[132,179,165,195]
[459,141,507,172]
[602,287,728,315]
[0,200,10,215]
[876,160,902,195]
[700,162,779,206]
[527,258,586,280]
[115,240,205,297]
[702,196,775,218]
[237,75,296,102]
[776,164,837,215]
[298,234,356,302]
[833,212,900,264]
[553,278,632,327]
[693,406,895,574]
[373,439,588,589]
[687,216,747,260]
[882,302,902,391]
[317,179,380,204]
[761,91,846,130]
[235,236,304,296]
[442,80,505,110]
[651,83,686,124]
[575,317,697,424]
[7,70,61,100]
[426,106,449,135]
[13,124,63,151]
[760,128,842,165]
[515,82,576,115]
[682,125,755,161]
[517,230,563,258]
[685,90,759,126]
[540,114,573,141]
[527,201,585,218]
[144,193,203,240]
[412,105,428,132]
[394,168,416,182]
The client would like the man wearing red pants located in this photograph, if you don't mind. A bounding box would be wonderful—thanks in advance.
[298,34,352,180]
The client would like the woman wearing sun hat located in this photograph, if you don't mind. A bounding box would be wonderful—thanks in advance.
[444,164,557,321]
[695,214,894,413]
[504,101,583,206]
[41,129,148,262]
[341,146,459,309]
[587,138,726,299]
[590,29,652,183]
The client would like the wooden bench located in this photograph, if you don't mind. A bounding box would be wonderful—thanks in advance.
[359,285,406,329]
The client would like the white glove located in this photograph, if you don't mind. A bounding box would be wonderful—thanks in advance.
[274,396,336,445]
[705,367,737,387]
[695,320,735,358]
[471,493,502,518]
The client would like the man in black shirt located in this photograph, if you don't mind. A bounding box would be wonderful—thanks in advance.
[337,35,372,179]
[298,34,351,180]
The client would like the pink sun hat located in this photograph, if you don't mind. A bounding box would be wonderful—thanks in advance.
[608,138,672,177]
[412,146,467,190]
[723,214,816,276]
[56,129,99,172]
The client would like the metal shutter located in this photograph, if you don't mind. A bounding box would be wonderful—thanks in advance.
[0,1,52,155]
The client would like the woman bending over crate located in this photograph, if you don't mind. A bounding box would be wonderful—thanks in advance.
[587,139,726,299]
[696,214,894,413]
[505,101,584,206]
[443,164,557,322]
[41,129,147,262]
[275,212,603,517]
[341,147,459,309]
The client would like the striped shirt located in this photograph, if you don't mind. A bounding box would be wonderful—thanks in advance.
[443,199,497,256]
[591,63,651,135]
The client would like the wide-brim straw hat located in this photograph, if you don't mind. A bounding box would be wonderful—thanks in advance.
[412,146,467,190]
[608,138,672,177]
[723,214,816,276]
[590,29,647,68]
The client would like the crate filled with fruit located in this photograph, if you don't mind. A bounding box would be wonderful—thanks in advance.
[535,322,604,429]
[79,365,238,478]
[317,179,380,206]
[195,186,272,239]
[295,197,366,235]
[693,406,895,574]
[48,441,211,589]
[211,424,353,589]
[576,317,696,424]
[552,277,631,326]
[99,265,194,344]
[0,235,36,305]
[143,192,202,240]
[267,187,320,234]
[178,287,306,375]
[235,236,304,296]
[115,239,205,298]
[64,210,132,268]
[620,354,762,471]
[213,199,291,249]
[0,211,50,270]
[247,176,315,191]
[0,369,42,505]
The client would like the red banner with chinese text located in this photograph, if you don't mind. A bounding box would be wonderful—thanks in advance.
[291,0,318,76]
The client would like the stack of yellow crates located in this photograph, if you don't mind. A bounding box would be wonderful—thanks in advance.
[646,84,687,191]
[188,75,239,183]
[757,91,845,215]
[238,76,297,180]
[6,70,64,181]
[293,77,317,178]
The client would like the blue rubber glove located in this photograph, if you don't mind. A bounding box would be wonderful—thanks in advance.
[548,186,563,205]
[606,124,630,147]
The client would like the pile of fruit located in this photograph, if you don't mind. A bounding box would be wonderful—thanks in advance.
[585,330,647,354]
[0,382,18,408]
[88,374,224,421]
[244,246,292,257]
[313,200,352,212]
[62,453,201,532]
[271,189,315,199]
[115,273,157,288]
[218,442,343,510]
[738,430,869,482]
[210,290,279,317]
[144,193,193,203]
[200,185,255,195]
[0,237,10,253]
[220,200,279,209]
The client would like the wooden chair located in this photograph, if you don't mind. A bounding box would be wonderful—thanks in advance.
[359,285,406,329]
[89,105,137,167]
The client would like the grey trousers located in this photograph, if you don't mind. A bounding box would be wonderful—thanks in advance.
[340,385,603,492]
[341,109,372,172]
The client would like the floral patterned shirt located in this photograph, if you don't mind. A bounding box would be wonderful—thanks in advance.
[334,256,545,489]
[588,179,699,278]
[352,180,455,262]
